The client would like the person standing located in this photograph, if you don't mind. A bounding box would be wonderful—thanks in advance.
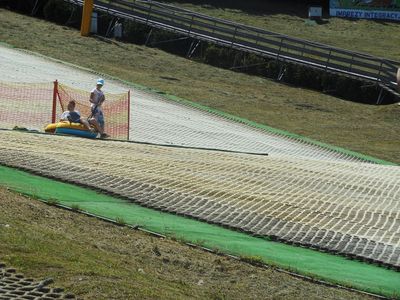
[90,78,109,138]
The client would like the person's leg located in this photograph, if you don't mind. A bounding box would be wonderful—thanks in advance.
[97,111,109,138]
[88,118,102,134]
[80,118,92,131]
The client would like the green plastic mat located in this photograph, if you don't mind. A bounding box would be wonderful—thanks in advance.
[1,164,399,297]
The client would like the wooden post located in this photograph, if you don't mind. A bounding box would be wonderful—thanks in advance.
[52,80,58,123]
[81,0,94,36]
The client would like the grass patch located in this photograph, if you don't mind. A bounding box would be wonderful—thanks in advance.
[115,216,127,226]
[46,198,59,206]
[0,185,378,300]
[70,204,81,211]
[1,164,400,298]
[239,255,265,266]
[0,8,399,164]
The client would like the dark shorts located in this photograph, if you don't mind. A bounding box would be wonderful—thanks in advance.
[92,107,104,129]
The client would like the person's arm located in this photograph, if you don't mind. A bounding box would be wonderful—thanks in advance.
[89,92,95,104]
[60,111,69,121]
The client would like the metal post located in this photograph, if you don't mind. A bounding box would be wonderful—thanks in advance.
[80,0,94,36]
[188,15,194,35]
[254,32,260,46]
[276,38,283,61]
[186,40,195,57]
[52,80,58,123]
[376,87,384,105]
[146,2,153,25]
[105,17,115,37]
[231,26,238,48]
[325,49,332,72]
[349,54,354,73]
[145,29,153,46]
[278,65,286,81]
[127,90,131,141]
[376,60,384,83]
[301,44,306,57]
[188,41,200,58]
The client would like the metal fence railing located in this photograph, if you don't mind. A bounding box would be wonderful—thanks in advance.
[66,0,400,96]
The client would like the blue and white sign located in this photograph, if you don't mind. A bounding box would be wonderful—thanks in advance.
[330,0,400,21]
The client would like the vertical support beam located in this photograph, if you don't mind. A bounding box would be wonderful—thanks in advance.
[376,60,383,83]
[145,29,153,46]
[376,87,384,105]
[325,49,332,72]
[81,0,94,37]
[52,80,58,123]
[127,90,131,141]
[230,26,238,48]
[186,40,194,57]
[276,37,283,61]
[397,67,400,92]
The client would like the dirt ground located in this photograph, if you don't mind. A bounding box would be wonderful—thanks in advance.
[0,187,376,300]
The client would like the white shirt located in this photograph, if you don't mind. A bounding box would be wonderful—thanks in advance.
[91,88,105,108]
[60,110,81,122]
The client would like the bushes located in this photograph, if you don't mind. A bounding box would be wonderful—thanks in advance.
[204,45,236,68]
[0,0,40,14]
[43,0,74,24]
[123,21,150,44]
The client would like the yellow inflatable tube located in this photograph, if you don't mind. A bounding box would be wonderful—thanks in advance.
[45,121,88,133]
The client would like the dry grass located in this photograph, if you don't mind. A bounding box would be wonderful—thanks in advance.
[0,8,399,164]
[161,0,400,61]
[0,187,374,299]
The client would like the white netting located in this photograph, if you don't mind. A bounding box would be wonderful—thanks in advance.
[1,44,399,268]
[0,44,377,163]
[1,131,399,267]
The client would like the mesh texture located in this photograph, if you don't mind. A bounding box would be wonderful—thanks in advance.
[57,83,129,139]
[0,81,130,140]
[0,81,53,130]
[1,130,399,268]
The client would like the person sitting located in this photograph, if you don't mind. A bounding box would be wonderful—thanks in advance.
[60,100,101,133]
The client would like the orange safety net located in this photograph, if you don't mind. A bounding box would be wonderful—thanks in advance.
[0,81,130,140]
[57,83,130,140]
[0,81,54,130]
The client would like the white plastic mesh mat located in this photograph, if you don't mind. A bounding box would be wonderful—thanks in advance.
[1,130,399,267]
[0,44,380,163]
[129,94,369,163]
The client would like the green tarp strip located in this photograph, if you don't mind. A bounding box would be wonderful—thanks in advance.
[0,165,399,297]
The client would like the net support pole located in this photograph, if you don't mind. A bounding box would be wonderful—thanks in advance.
[127,90,131,141]
[52,80,58,123]
[81,0,94,37]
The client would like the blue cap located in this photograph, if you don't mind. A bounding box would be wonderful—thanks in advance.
[96,78,104,86]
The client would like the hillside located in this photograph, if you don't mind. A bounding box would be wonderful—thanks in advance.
[160,0,400,60]
[0,187,376,299]
[0,9,398,163]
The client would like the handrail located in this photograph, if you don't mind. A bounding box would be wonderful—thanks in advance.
[64,0,399,94]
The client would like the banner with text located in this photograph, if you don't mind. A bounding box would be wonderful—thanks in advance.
[330,0,400,21]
